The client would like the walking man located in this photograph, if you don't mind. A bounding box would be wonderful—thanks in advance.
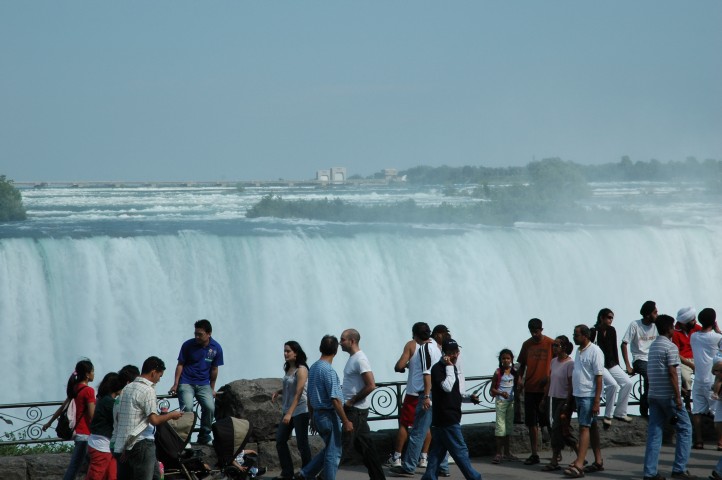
[387,323,432,468]
[642,314,692,480]
[169,319,223,445]
[390,323,444,477]
[420,338,482,480]
[517,318,554,465]
[621,300,658,417]
[340,328,386,480]
[114,357,183,480]
[689,307,722,449]
[295,335,353,480]
[564,325,604,478]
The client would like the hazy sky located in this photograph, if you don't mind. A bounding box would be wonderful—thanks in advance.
[1,1,721,182]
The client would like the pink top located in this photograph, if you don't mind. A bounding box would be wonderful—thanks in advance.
[547,357,574,399]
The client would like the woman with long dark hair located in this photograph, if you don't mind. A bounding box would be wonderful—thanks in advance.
[86,372,124,480]
[591,308,633,426]
[271,341,312,480]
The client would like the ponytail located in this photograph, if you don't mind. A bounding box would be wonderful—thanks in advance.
[66,359,94,398]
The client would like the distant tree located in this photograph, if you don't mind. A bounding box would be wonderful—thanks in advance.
[527,158,591,202]
[0,175,27,221]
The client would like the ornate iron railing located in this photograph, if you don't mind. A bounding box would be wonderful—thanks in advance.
[1,376,642,446]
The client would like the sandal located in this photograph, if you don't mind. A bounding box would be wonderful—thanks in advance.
[524,454,540,465]
[492,454,502,464]
[583,462,604,473]
[564,465,585,478]
[543,463,561,471]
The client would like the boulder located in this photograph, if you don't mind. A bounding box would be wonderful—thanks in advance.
[0,455,27,480]
[215,378,283,442]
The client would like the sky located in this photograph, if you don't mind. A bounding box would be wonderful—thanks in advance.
[1,1,721,182]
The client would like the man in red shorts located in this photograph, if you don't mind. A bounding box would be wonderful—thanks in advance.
[387,322,433,469]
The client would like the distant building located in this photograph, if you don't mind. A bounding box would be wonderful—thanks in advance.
[316,167,347,184]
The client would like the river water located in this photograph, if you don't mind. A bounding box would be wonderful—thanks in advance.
[1,182,720,404]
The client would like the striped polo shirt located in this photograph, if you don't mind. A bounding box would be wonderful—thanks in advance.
[307,359,343,411]
[647,335,681,399]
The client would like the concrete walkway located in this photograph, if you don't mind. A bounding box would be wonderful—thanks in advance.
[267,445,721,479]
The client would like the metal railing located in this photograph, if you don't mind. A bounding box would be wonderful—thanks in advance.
[0,376,642,446]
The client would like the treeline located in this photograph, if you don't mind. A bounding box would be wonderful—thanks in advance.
[246,159,648,226]
[392,156,722,186]
[0,175,26,221]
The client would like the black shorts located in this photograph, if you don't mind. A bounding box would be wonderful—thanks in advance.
[524,391,550,428]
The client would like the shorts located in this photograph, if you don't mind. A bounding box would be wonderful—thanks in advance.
[692,382,716,415]
[680,364,694,392]
[399,394,419,428]
[575,396,598,428]
[524,391,550,428]
[495,400,514,437]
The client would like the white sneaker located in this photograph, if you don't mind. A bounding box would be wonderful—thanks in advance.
[613,415,633,423]
[446,455,455,465]
[417,457,428,468]
[386,455,401,467]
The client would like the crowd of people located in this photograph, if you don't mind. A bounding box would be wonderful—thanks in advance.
[42,302,722,480]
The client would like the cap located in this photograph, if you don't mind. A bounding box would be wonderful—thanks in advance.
[442,338,460,353]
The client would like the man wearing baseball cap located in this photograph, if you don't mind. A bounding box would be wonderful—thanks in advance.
[420,338,483,480]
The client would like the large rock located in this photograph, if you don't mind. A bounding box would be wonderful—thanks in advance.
[215,378,283,442]
[0,456,27,480]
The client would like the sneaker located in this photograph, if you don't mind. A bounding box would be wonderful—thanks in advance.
[386,455,402,468]
[446,455,455,464]
[643,475,666,480]
[671,471,695,480]
[388,466,415,477]
[614,415,633,422]
[196,437,212,446]
[523,454,540,465]
[602,417,613,427]
[417,457,428,468]
[437,471,451,477]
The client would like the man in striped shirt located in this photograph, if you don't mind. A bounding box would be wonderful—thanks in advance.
[642,314,692,480]
[295,335,353,480]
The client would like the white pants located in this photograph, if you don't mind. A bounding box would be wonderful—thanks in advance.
[602,365,633,418]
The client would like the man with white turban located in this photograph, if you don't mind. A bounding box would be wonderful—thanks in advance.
[672,307,701,408]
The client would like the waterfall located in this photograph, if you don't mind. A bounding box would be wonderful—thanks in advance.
[2,225,720,403]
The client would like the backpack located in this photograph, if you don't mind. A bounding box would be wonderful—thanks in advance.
[56,385,87,440]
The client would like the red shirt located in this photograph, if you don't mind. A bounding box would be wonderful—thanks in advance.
[73,384,96,435]
[672,322,702,359]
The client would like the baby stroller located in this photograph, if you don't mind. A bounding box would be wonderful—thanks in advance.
[212,416,264,479]
[155,410,212,480]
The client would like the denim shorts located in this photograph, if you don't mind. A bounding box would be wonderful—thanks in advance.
[575,396,597,427]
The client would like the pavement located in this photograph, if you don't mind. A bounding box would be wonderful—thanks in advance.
[263,444,722,479]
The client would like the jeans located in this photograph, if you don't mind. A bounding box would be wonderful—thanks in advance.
[118,439,158,480]
[420,424,482,480]
[276,412,312,478]
[633,360,649,417]
[401,395,448,475]
[643,397,692,477]
[63,439,88,480]
[342,406,386,480]
[602,365,633,418]
[178,383,215,441]
[301,410,342,480]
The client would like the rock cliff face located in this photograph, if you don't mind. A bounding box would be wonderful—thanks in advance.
[214,378,283,442]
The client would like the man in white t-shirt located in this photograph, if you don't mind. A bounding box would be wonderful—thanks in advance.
[689,308,722,449]
[340,329,386,480]
[564,324,605,478]
[621,300,659,417]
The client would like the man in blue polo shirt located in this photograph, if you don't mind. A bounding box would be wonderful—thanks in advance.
[170,319,224,445]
